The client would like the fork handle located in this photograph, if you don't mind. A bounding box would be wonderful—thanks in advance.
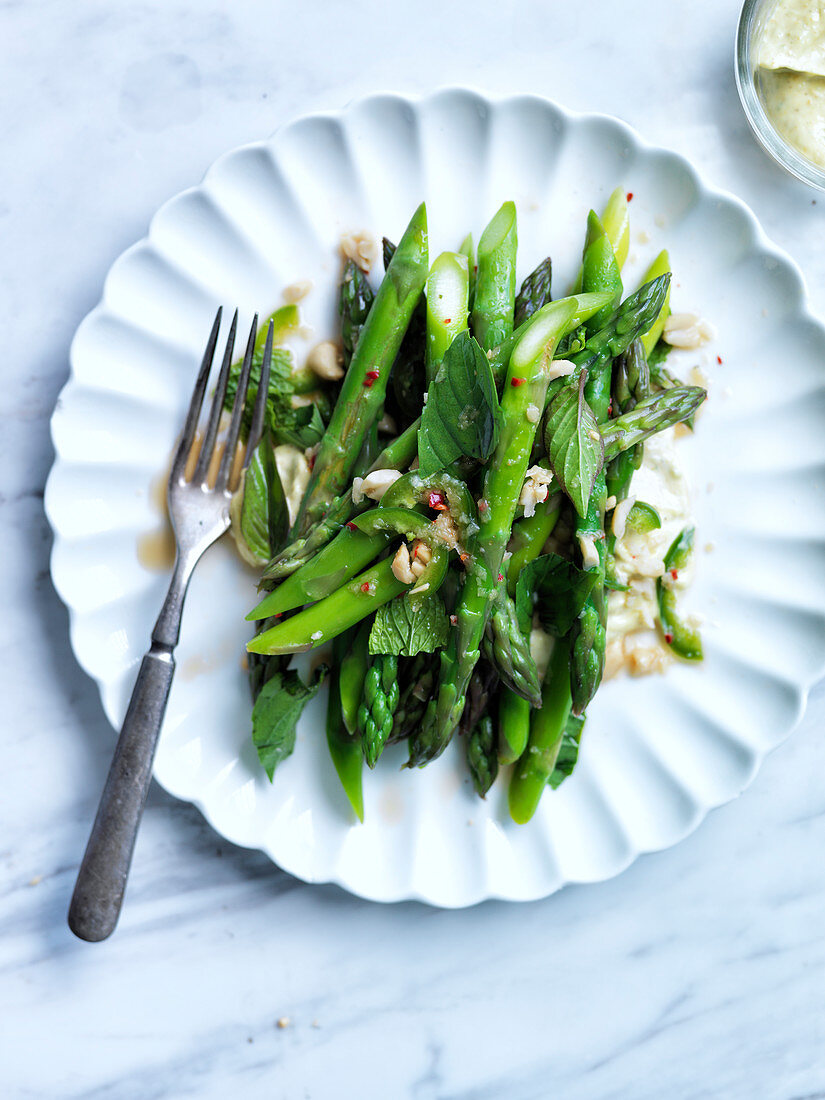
[68,645,175,942]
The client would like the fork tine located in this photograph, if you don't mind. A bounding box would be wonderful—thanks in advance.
[216,314,258,491]
[243,319,273,466]
[170,307,222,483]
[192,309,238,485]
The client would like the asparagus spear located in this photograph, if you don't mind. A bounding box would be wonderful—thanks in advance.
[483,591,542,706]
[459,233,476,310]
[425,251,470,384]
[392,653,437,742]
[514,257,553,328]
[567,212,623,716]
[471,201,518,351]
[466,715,498,797]
[639,250,671,357]
[408,297,578,767]
[657,528,703,660]
[339,260,375,365]
[509,638,573,824]
[358,654,400,768]
[497,688,531,766]
[600,387,706,461]
[571,187,630,292]
[292,203,428,536]
[606,340,649,501]
[326,630,365,822]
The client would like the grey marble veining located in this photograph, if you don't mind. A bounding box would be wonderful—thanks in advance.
[3,0,825,1096]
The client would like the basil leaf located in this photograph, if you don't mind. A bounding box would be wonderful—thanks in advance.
[544,374,604,517]
[515,552,598,638]
[368,593,450,657]
[238,434,288,563]
[548,713,584,790]
[417,331,502,475]
[252,664,327,781]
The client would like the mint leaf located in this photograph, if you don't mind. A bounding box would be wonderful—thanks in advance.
[252,665,327,781]
[515,552,598,638]
[225,345,325,448]
[647,336,672,370]
[544,373,604,517]
[417,331,501,475]
[548,713,584,789]
[273,402,325,449]
[238,433,288,563]
[369,593,450,657]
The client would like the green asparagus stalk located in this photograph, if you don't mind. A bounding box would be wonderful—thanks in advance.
[600,187,631,268]
[425,251,470,383]
[326,630,365,822]
[509,638,573,824]
[639,250,671,356]
[606,340,650,505]
[339,261,375,365]
[571,187,630,292]
[292,203,428,536]
[392,653,438,743]
[514,257,553,328]
[566,213,623,714]
[459,233,477,310]
[466,715,498,797]
[408,297,578,767]
[471,201,518,351]
[358,654,400,767]
[339,623,371,735]
[483,590,542,706]
[497,688,531,766]
[600,387,706,461]
[657,528,703,660]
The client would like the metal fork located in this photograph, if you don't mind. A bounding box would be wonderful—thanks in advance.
[68,308,272,943]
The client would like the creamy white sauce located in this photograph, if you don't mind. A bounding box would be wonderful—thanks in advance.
[274,444,311,526]
[756,0,825,167]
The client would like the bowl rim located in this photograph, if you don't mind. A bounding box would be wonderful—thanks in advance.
[735,0,825,192]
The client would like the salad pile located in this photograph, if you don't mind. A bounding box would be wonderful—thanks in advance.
[227,192,707,823]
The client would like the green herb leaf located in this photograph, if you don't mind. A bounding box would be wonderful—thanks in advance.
[417,331,502,475]
[514,552,599,638]
[237,433,288,563]
[274,402,325,449]
[252,665,327,781]
[225,343,326,448]
[544,374,604,516]
[368,592,450,657]
[548,713,584,789]
[647,335,672,370]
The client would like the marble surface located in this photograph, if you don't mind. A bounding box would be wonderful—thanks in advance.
[3,1,825,1096]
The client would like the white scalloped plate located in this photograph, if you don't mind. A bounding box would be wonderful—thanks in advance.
[46,90,825,906]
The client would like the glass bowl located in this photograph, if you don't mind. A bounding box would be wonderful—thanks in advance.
[736,0,825,190]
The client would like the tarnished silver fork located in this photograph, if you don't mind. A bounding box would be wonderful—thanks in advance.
[68,308,272,942]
